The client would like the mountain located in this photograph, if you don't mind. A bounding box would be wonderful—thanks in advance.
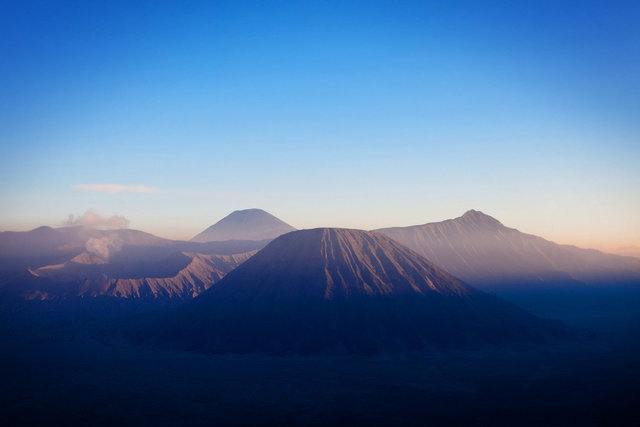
[143,228,561,354]
[0,226,269,300]
[6,251,256,300]
[0,226,173,256]
[191,209,296,242]
[0,226,173,273]
[0,226,267,269]
[375,210,640,292]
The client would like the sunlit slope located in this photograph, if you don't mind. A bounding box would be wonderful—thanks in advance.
[376,210,640,290]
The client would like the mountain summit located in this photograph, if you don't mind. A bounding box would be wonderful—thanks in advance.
[146,228,560,354]
[208,228,473,300]
[459,209,504,228]
[191,209,295,243]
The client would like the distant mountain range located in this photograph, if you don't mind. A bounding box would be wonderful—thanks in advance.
[24,251,255,300]
[1,208,639,301]
[191,208,295,242]
[375,210,640,292]
[0,225,267,300]
[0,226,171,271]
[141,228,562,353]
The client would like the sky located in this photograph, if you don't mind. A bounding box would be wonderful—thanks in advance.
[1,0,639,255]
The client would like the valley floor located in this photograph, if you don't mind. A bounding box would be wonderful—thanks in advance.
[1,293,639,426]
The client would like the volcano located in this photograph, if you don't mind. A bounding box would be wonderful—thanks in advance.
[191,209,295,242]
[147,228,562,354]
[0,224,268,300]
[375,210,640,292]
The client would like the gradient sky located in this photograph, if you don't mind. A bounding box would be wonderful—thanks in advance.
[1,0,639,254]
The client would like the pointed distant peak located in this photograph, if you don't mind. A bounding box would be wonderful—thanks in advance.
[225,208,273,219]
[231,208,268,215]
[461,209,489,218]
[191,208,296,242]
[458,210,503,227]
[219,208,288,225]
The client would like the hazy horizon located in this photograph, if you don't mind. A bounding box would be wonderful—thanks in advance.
[2,207,639,259]
[1,1,639,256]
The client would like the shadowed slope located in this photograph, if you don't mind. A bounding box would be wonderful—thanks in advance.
[191,209,295,242]
[143,229,563,354]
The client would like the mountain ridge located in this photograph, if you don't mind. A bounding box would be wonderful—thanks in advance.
[375,210,640,291]
[19,251,256,300]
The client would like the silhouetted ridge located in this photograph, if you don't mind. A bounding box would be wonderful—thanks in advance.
[143,228,563,354]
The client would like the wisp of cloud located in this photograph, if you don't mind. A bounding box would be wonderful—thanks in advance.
[73,184,162,194]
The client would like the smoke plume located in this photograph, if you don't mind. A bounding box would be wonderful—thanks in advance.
[64,210,129,229]
[85,235,123,261]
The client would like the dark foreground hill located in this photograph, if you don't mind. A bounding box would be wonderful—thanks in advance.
[138,228,564,354]
[191,208,295,242]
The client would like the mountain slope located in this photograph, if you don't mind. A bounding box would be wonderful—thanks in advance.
[16,251,255,300]
[375,210,640,291]
[191,209,295,242]
[0,224,270,301]
[207,228,473,300]
[0,226,174,273]
[0,225,267,272]
[143,228,562,354]
[0,226,173,256]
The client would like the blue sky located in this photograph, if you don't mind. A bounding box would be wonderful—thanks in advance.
[1,0,639,253]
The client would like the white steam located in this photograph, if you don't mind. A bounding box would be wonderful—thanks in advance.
[64,210,129,229]
[85,235,123,261]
